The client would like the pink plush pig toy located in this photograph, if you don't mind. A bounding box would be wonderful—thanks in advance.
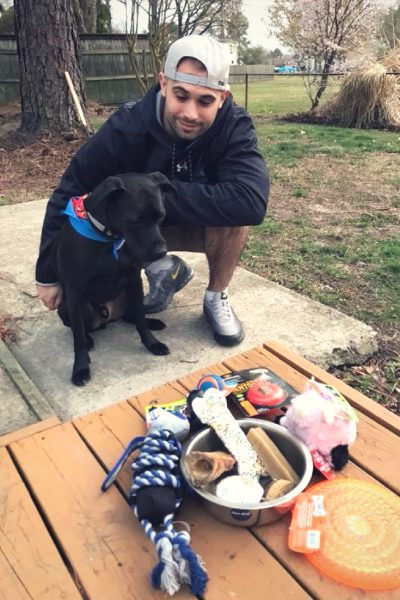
[280,381,358,477]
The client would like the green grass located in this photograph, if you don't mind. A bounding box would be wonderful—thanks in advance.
[230,75,343,116]
[386,176,400,188]
[243,211,400,326]
[254,120,400,170]
[291,188,308,198]
[350,213,399,228]
[91,117,106,131]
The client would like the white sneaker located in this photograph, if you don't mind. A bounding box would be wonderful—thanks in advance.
[203,291,244,346]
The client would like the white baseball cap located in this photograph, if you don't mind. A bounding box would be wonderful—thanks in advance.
[163,34,231,91]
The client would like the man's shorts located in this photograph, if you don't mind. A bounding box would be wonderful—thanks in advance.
[161,225,205,253]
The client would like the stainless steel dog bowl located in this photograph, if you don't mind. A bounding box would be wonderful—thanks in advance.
[181,418,313,527]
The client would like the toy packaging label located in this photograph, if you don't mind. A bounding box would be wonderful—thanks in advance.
[288,493,327,553]
[311,449,335,479]
[145,397,189,428]
[223,368,296,420]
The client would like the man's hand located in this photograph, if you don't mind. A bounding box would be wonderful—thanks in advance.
[36,284,63,311]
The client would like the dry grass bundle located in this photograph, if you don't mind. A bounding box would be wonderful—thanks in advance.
[319,59,400,129]
[381,46,400,72]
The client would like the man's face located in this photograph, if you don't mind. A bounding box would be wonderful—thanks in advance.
[159,59,228,141]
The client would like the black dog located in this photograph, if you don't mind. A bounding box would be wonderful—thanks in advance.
[50,172,173,386]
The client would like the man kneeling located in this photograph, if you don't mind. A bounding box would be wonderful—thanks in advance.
[35,34,269,346]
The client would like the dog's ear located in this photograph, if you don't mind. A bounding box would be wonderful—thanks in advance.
[85,176,127,225]
[149,171,176,193]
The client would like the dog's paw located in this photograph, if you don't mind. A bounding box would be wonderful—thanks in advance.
[150,341,170,356]
[146,318,166,331]
[71,368,91,386]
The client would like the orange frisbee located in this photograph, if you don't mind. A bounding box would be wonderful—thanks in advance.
[294,478,400,590]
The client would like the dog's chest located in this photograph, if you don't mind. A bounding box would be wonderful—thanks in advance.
[86,269,131,304]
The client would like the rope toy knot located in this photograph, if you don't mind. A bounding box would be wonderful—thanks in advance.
[102,424,207,596]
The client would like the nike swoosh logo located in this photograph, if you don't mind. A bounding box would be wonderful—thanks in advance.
[171,265,180,280]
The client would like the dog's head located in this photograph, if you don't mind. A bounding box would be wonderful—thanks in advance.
[85,172,174,264]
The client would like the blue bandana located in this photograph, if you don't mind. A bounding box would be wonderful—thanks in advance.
[63,197,125,260]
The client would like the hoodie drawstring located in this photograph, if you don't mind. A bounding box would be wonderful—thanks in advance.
[171,144,193,181]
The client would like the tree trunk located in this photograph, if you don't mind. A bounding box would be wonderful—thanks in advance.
[105,0,112,32]
[14,0,88,134]
[310,51,337,111]
[80,0,97,33]
[73,0,87,33]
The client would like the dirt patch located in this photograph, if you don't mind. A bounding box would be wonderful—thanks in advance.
[0,101,113,203]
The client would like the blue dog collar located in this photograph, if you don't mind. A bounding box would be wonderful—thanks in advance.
[63,197,125,259]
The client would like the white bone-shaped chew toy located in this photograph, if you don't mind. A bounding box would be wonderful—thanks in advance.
[191,388,263,479]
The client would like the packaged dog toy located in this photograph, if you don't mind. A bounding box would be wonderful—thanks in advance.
[193,369,295,420]
[281,380,358,478]
[222,368,295,420]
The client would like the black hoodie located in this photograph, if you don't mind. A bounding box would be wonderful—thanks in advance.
[35,84,269,284]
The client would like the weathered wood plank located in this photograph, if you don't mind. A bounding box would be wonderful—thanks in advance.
[0,416,61,448]
[74,396,312,600]
[9,423,187,600]
[73,401,145,493]
[0,447,82,600]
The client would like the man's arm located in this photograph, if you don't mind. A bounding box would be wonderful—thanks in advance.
[164,115,269,227]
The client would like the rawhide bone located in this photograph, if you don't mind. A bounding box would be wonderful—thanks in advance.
[247,427,299,483]
[264,479,296,501]
[191,389,264,479]
[185,451,236,487]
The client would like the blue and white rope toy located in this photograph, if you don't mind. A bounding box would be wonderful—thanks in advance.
[101,411,208,597]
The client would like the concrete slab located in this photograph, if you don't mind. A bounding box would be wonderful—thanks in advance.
[0,199,378,426]
[0,364,37,435]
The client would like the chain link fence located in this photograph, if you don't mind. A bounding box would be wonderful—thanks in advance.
[229,72,349,117]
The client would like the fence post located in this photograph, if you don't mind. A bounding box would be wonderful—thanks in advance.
[245,73,248,111]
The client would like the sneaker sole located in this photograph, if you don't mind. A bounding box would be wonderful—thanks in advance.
[203,309,245,347]
[214,329,245,347]
[143,268,194,314]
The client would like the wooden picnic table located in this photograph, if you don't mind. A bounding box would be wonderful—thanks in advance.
[1,340,399,600]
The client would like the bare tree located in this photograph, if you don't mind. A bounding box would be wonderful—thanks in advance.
[80,0,97,32]
[73,0,108,33]
[269,0,378,110]
[377,2,400,51]
[14,0,88,134]
[105,0,112,31]
[72,0,87,32]
[174,0,224,37]
[119,0,244,93]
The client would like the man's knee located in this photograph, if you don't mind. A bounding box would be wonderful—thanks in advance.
[205,226,249,249]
